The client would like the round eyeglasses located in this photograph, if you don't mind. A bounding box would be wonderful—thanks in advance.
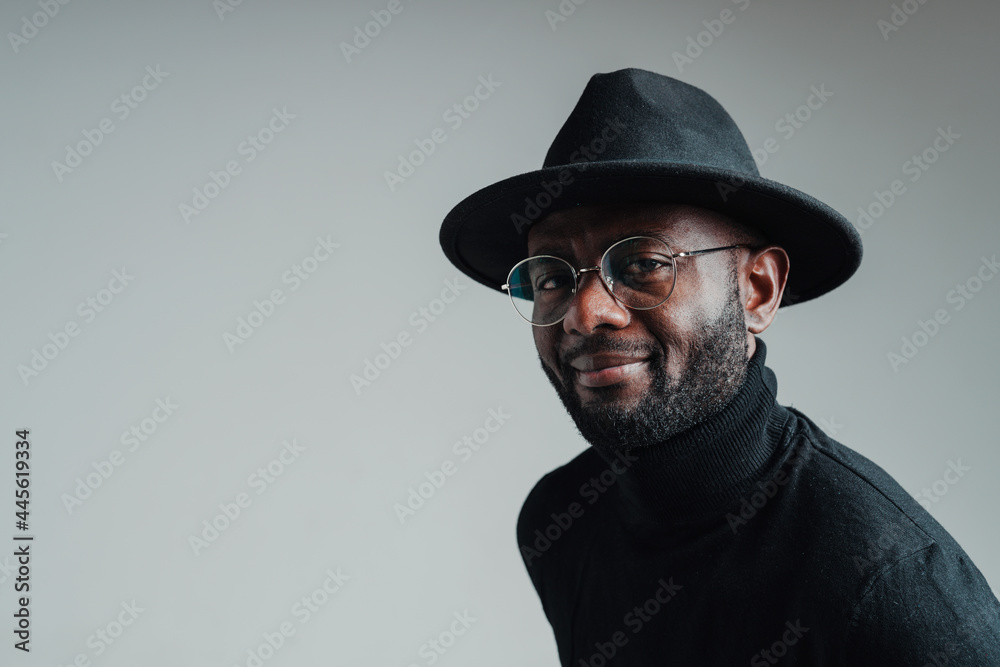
[501,236,751,326]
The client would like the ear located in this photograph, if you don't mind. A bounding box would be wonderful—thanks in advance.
[742,245,789,334]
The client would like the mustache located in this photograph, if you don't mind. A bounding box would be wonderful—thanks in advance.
[559,336,663,368]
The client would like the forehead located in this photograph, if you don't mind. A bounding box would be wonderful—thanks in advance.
[526,202,730,254]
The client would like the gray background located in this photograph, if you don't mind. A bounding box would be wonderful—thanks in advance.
[2,0,998,664]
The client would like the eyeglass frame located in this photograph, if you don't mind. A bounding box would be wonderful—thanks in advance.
[500,235,753,326]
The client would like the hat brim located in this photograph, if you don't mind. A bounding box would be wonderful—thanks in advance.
[440,161,862,307]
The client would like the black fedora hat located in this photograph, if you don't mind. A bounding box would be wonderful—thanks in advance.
[439,67,862,307]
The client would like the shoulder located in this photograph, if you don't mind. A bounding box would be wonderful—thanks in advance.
[515,448,610,653]
[784,406,938,534]
[782,405,973,562]
[780,407,1000,658]
[516,447,606,547]
[516,446,609,585]
[843,541,1000,662]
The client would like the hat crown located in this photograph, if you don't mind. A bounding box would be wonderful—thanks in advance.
[543,68,759,176]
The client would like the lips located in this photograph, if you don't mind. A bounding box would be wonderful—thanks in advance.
[568,354,649,388]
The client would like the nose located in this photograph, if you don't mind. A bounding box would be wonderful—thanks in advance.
[561,268,631,334]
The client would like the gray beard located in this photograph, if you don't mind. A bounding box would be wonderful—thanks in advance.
[539,263,750,458]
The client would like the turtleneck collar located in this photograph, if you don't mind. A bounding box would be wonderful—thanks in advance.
[594,336,793,526]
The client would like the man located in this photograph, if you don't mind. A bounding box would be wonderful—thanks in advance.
[439,68,1000,664]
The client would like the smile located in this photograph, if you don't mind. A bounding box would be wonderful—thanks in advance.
[571,358,649,388]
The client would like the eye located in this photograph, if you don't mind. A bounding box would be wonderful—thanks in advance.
[617,253,673,283]
[625,257,667,273]
[534,271,572,291]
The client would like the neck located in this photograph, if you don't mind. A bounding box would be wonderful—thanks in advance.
[594,337,792,525]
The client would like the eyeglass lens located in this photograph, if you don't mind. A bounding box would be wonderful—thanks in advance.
[506,237,677,325]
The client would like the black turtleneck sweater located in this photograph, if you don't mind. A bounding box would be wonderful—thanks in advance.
[517,338,1000,665]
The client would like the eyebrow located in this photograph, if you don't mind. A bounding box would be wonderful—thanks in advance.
[529,229,682,257]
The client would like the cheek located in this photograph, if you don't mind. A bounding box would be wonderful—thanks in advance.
[639,311,691,370]
[651,273,721,331]
[641,308,686,342]
[533,328,561,372]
